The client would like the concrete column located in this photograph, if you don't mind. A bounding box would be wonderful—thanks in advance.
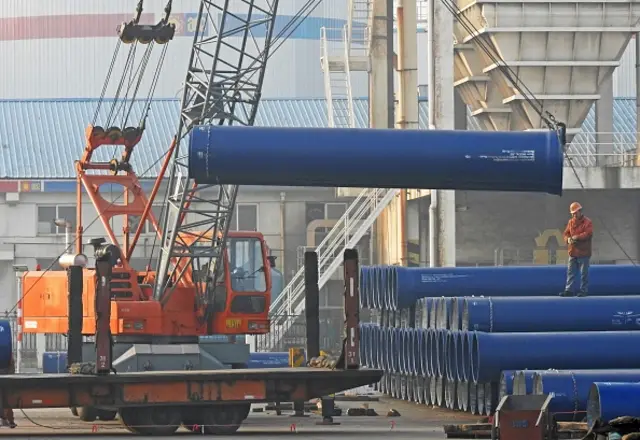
[428,0,456,267]
[370,0,395,264]
[595,75,614,166]
[369,0,394,129]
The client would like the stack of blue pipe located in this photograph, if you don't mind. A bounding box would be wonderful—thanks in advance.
[359,264,640,419]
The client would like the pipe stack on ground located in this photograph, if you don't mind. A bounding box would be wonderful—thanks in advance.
[359,266,640,418]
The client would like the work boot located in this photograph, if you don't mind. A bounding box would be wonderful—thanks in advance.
[577,292,588,297]
[559,291,573,297]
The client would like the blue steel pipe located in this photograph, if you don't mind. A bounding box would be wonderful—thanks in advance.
[426,298,434,328]
[587,382,640,427]
[188,126,564,194]
[376,327,385,370]
[386,265,640,310]
[446,331,458,381]
[391,329,401,374]
[499,370,516,401]
[427,329,437,377]
[368,325,377,368]
[374,267,384,310]
[359,324,368,367]
[411,329,419,375]
[460,331,472,382]
[400,328,409,375]
[455,331,467,382]
[360,268,370,309]
[247,352,290,369]
[0,320,12,371]
[470,331,640,383]
[408,329,416,375]
[383,327,391,372]
[437,329,447,378]
[418,329,427,377]
[464,296,640,332]
[534,369,640,422]
[514,371,537,395]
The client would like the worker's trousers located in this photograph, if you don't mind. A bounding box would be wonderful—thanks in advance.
[565,256,590,296]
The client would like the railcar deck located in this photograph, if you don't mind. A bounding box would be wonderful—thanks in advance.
[0,367,384,409]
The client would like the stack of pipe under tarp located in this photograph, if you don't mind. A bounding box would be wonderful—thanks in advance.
[358,265,640,311]
[360,294,640,417]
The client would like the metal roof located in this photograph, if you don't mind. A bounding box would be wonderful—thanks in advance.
[0,97,635,179]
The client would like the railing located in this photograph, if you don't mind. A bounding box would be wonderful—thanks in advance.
[1,311,68,373]
[255,312,345,354]
[565,132,637,167]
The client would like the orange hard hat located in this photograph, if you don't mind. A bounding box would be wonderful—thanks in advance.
[569,202,582,214]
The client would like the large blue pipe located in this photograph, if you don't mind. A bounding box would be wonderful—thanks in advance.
[533,370,640,422]
[464,296,640,333]
[0,320,12,371]
[587,382,640,427]
[360,265,640,310]
[470,331,640,383]
[188,125,563,194]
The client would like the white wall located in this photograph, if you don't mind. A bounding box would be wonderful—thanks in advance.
[0,0,353,99]
[613,36,637,98]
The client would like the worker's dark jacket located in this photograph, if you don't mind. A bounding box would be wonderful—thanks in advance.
[563,216,593,258]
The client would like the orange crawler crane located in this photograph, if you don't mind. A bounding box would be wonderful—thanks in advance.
[9,0,382,435]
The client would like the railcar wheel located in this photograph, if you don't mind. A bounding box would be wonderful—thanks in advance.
[120,406,181,436]
[97,409,117,421]
[182,404,245,435]
[78,406,97,422]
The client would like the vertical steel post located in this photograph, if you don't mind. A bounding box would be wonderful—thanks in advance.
[66,265,84,368]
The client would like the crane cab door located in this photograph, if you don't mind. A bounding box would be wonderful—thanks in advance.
[210,233,271,335]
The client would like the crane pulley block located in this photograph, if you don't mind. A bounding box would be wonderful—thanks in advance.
[85,125,143,149]
[118,21,176,45]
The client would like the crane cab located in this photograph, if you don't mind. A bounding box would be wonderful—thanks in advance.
[199,231,272,335]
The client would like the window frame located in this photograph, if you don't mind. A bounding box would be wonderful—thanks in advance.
[126,205,163,235]
[324,202,348,220]
[36,205,78,236]
[234,203,259,231]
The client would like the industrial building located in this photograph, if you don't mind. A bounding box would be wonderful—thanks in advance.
[0,1,637,364]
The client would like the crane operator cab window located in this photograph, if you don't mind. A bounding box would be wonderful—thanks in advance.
[226,237,267,314]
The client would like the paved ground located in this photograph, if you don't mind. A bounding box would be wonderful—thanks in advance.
[0,398,483,438]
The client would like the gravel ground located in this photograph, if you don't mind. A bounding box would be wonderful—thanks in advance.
[0,397,482,438]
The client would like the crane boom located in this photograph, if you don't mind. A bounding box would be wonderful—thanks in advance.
[153,0,280,328]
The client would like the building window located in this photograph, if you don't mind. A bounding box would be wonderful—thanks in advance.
[305,202,348,223]
[325,203,347,220]
[231,204,259,231]
[37,206,77,235]
[127,205,163,235]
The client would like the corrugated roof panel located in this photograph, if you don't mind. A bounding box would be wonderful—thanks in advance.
[0,97,634,179]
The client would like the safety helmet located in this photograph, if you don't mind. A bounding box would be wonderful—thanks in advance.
[569,202,582,214]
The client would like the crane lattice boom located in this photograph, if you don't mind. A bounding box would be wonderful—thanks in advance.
[154,0,280,330]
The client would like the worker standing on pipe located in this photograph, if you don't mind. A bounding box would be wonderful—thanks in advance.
[560,202,593,298]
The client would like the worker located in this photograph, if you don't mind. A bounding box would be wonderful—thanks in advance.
[560,202,593,298]
[0,355,16,428]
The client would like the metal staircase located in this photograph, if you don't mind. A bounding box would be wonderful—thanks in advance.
[320,0,370,128]
[264,188,400,350]
[321,26,355,128]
